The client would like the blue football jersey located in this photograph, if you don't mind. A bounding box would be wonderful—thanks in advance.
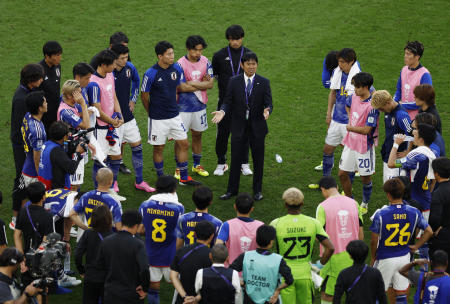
[401,148,435,210]
[113,61,140,123]
[140,63,185,120]
[43,188,77,220]
[73,190,122,227]
[139,195,184,267]
[176,211,222,246]
[59,104,83,129]
[21,113,46,177]
[370,204,428,259]
[332,72,350,124]
[381,104,413,162]
[414,274,450,304]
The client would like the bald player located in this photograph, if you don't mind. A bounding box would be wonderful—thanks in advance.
[70,168,122,232]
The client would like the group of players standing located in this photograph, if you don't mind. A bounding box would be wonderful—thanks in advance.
[5,22,450,304]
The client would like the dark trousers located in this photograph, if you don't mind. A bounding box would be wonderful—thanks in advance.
[83,280,104,304]
[12,144,26,212]
[227,129,265,194]
[216,102,249,164]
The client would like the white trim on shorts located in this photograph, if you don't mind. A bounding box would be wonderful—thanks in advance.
[147,116,187,145]
[339,145,375,176]
[325,120,348,146]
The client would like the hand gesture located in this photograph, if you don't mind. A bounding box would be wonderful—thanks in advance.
[26,281,44,296]
[183,296,196,304]
[136,285,147,300]
[269,290,280,304]
[75,143,86,154]
[211,111,224,124]
[394,133,406,145]
[73,91,85,105]
[129,101,135,113]
[202,74,211,82]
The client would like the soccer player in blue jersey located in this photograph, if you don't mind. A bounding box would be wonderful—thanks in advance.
[370,178,433,304]
[176,186,222,249]
[371,90,413,182]
[69,168,122,232]
[110,43,155,193]
[311,49,361,188]
[321,50,338,89]
[140,41,201,186]
[21,91,47,188]
[138,175,185,304]
[174,35,215,179]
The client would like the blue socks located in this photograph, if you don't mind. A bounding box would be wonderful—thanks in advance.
[178,161,188,180]
[395,295,407,304]
[349,171,355,184]
[154,161,164,177]
[362,182,373,204]
[323,153,334,176]
[92,160,103,187]
[192,153,202,168]
[148,289,160,304]
[108,158,121,187]
[131,145,144,184]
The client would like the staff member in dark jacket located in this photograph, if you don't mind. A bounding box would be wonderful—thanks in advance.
[211,25,252,176]
[212,52,273,201]
[97,210,149,304]
[333,240,387,304]
[75,205,114,304]
[10,64,44,229]
[429,157,450,272]
[38,121,85,190]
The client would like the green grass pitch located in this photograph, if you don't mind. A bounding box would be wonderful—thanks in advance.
[1,0,449,302]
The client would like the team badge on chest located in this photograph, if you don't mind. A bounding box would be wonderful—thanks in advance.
[126,69,131,78]
[170,72,177,81]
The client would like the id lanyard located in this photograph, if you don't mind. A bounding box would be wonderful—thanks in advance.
[227,46,244,76]
[97,232,104,241]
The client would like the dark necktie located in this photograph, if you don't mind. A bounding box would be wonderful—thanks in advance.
[246,78,252,97]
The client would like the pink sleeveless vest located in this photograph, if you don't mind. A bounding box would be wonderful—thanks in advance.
[342,94,379,154]
[225,218,264,267]
[400,66,430,120]
[90,73,115,126]
[177,55,209,104]
[57,101,80,121]
[319,196,360,255]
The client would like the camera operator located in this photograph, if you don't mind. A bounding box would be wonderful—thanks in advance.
[0,248,42,304]
[58,79,91,191]
[38,121,86,190]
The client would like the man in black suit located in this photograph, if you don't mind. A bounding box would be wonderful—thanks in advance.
[212,52,273,201]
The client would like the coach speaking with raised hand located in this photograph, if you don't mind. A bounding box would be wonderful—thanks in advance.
[212,51,273,201]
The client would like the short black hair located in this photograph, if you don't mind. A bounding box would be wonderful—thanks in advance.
[404,41,424,58]
[192,186,212,210]
[91,204,113,233]
[397,176,413,200]
[256,225,276,247]
[20,64,44,86]
[195,220,215,241]
[186,35,207,50]
[337,48,357,63]
[417,123,436,146]
[383,178,405,200]
[346,240,369,264]
[26,182,46,204]
[241,51,258,64]
[25,91,46,115]
[352,72,373,89]
[414,112,437,128]
[432,157,450,179]
[110,31,129,45]
[156,175,177,194]
[211,244,228,263]
[430,250,448,268]
[73,62,95,78]
[110,43,129,56]
[0,248,24,267]
[325,50,339,73]
[318,176,337,189]
[43,40,62,56]
[121,210,142,228]
[225,25,245,40]
[155,41,173,56]
[96,49,117,66]
[235,193,254,214]
[48,121,70,141]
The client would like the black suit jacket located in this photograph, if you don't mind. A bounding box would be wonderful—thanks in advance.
[221,73,273,138]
